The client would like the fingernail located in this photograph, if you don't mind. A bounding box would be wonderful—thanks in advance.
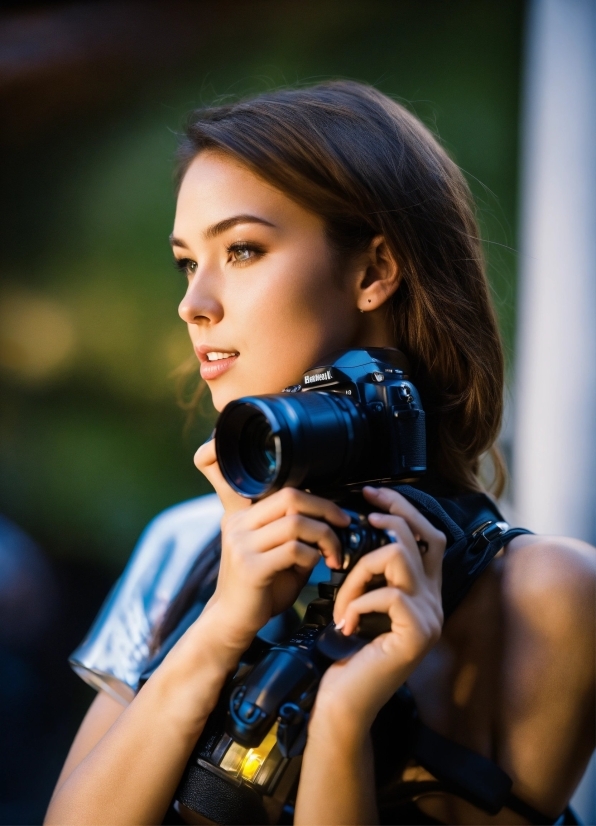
[335,618,345,632]
[367,512,381,522]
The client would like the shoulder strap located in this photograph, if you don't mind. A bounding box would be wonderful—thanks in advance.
[441,525,533,619]
[393,485,534,619]
[411,721,573,824]
[412,721,512,815]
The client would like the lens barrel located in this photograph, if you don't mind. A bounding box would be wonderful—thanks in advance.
[216,392,367,499]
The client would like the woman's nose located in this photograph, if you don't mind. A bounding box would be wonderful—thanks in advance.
[178,273,224,325]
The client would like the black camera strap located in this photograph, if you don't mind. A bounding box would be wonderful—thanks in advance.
[375,687,578,825]
[367,486,578,825]
[319,483,533,664]
[392,484,533,619]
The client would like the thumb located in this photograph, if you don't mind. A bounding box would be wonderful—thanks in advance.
[194,438,250,515]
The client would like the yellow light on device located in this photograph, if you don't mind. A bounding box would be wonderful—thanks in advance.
[240,751,264,782]
[220,724,279,785]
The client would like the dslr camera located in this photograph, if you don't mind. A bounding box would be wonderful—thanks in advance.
[174,347,426,824]
[215,346,425,501]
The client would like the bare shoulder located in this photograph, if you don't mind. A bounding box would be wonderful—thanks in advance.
[495,533,595,813]
[502,532,596,635]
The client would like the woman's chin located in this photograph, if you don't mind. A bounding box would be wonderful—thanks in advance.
[210,386,246,413]
[211,394,229,414]
[209,377,292,412]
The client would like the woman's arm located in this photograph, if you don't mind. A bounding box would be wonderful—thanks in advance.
[295,487,445,826]
[47,449,350,825]
[297,528,596,826]
[45,603,243,826]
[297,711,378,826]
[51,692,126,794]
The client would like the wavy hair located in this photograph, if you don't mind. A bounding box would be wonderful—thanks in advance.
[175,81,505,495]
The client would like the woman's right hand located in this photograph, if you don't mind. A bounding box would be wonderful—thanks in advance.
[194,439,350,650]
[194,438,251,518]
[211,487,350,649]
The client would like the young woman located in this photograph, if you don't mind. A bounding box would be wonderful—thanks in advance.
[46,81,595,826]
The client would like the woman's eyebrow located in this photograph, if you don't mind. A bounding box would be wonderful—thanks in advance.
[204,214,276,239]
[169,214,276,248]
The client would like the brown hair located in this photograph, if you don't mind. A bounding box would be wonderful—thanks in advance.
[175,81,505,496]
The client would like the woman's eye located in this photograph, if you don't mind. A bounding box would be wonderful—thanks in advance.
[173,258,197,276]
[227,242,264,266]
[233,247,251,262]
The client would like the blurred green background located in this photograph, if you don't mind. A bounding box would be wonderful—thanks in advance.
[0,0,523,575]
[0,3,525,820]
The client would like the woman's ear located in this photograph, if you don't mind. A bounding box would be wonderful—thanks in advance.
[355,235,401,312]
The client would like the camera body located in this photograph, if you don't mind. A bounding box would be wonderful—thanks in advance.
[173,348,427,823]
[215,347,426,500]
[175,509,393,824]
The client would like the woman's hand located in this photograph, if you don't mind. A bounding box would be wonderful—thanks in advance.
[194,438,250,517]
[212,487,350,648]
[194,438,350,649]
[312,486,445,733]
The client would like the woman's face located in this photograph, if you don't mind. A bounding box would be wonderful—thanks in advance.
[172,152,373,411]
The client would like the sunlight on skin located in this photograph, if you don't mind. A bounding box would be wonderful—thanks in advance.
[172,151,398,412]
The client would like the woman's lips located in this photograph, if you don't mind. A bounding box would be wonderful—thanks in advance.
[199,353,239,380]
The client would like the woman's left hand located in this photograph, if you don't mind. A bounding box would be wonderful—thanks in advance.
[312,486,445,733]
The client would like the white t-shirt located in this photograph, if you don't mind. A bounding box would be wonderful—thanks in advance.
[69,494,224,705]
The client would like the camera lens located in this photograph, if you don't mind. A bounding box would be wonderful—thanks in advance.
[214,400,283,498]
[239,413,279,484]
[216,392,368,499]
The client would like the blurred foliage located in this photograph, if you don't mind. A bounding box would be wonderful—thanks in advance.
[0,0,523,570]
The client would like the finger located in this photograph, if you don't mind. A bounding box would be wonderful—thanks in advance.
[368,511,443,587]
[258,540,321,578]
[252,514,342,568]
[363,487,446,572]
[194,440,250,513]
[194,439,215,475]
[337,588,442,659]
[368,510,422,557]
[363,486,436,537]
[334,544,418,620]
[366,511,439,577]
[241,487,351,531]
[194,442,226,494]
[336,587,413,636]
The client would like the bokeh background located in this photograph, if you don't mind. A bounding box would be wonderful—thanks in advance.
[1,1,594,823]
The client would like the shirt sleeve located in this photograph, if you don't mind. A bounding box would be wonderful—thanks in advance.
[69,494,224,705]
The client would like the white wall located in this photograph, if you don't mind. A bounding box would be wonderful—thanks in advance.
[515,0,596,822]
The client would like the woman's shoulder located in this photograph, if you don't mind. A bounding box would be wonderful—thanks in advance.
[502,531,596,628]
[497,532,596,671]
[69,493,224,704]
[492,533,596,814]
